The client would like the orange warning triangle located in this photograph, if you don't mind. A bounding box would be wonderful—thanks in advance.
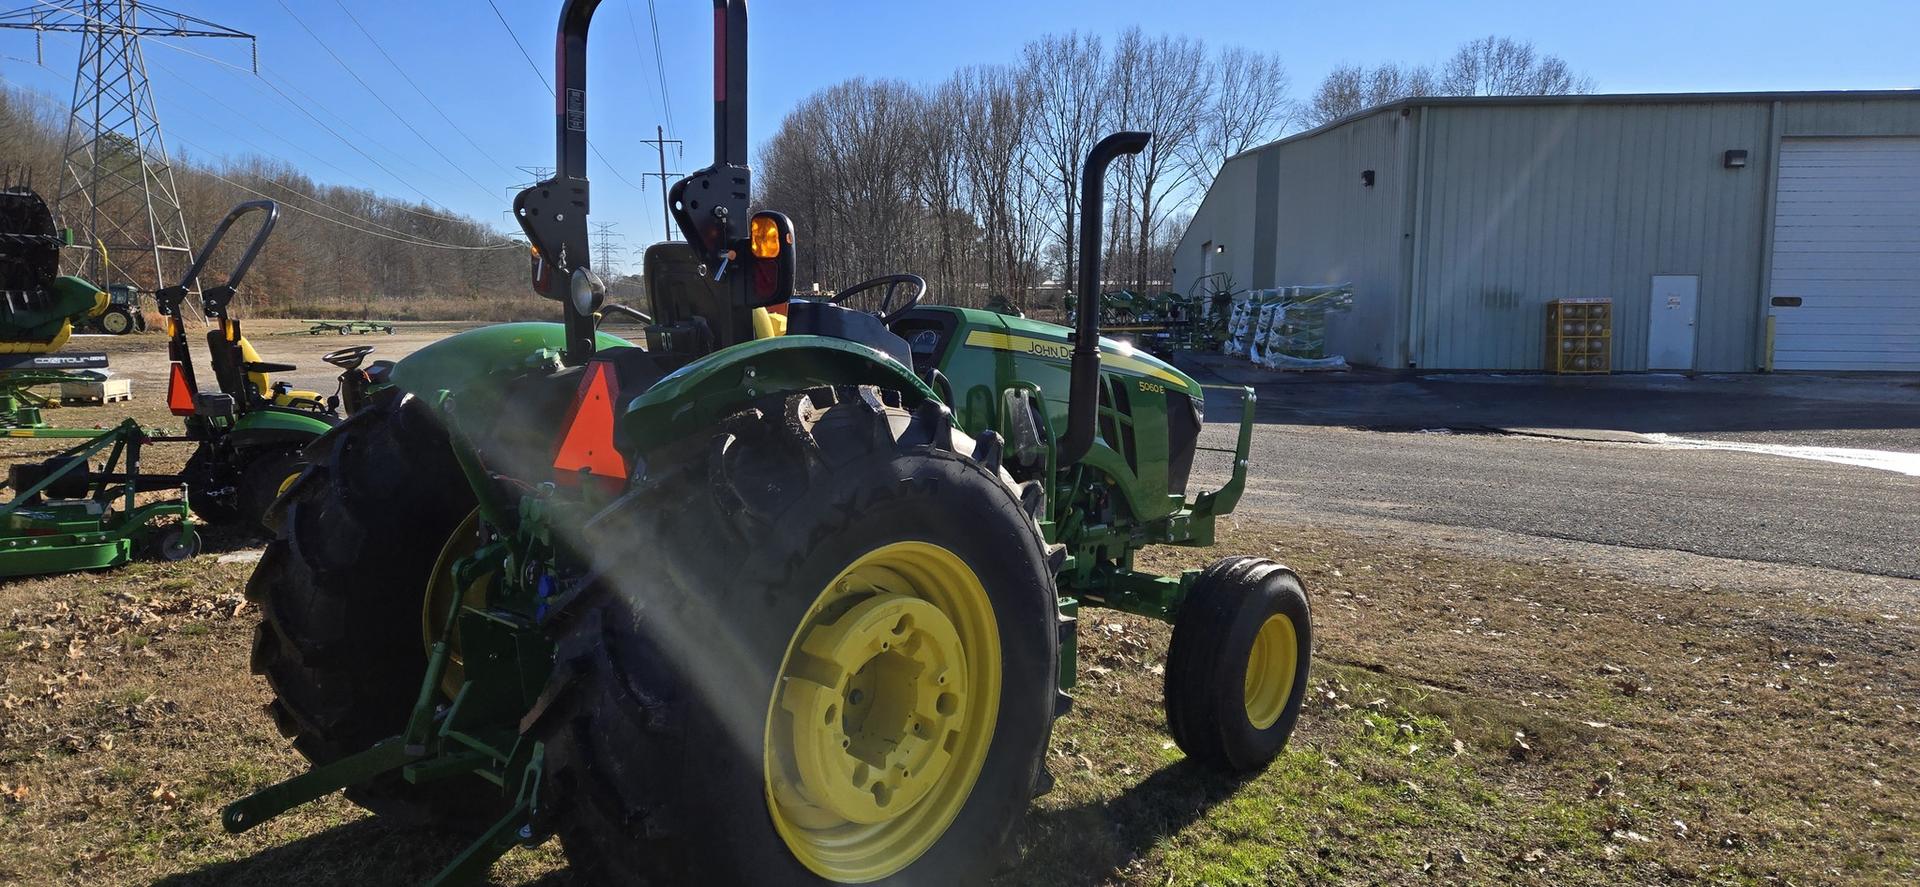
[167,362,197,416]
[552,360,628,483]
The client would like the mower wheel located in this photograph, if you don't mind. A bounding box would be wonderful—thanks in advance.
[151,526,200,562]
[539,385,1058,885]
[1164,556,1312,772]
[244,388,496,827]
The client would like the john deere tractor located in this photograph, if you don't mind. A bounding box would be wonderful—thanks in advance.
[229,2,1311,883]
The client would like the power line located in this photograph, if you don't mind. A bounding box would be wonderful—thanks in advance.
[143,35,477,218]
[621,1,664,131]
[480,0,648,193]
[328,0,518,179]
[186,156,518,250]
[273,0,500,204]
[484,0,548,92]
[24,48,517,250]
[644,0,676,138]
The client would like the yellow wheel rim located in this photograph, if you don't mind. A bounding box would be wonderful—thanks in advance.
[422,509,489,697]
[1243,614,1298,730]
[274,470,301,499]
[765,541,1000,883]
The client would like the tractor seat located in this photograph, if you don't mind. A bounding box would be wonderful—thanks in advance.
[786,301,914,370]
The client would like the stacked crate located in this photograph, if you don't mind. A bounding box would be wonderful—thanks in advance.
[1546,299,1612,374]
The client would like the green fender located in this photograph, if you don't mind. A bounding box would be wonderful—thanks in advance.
[619,335,940,452]
[228,407,336,449]
[388,322,633,403]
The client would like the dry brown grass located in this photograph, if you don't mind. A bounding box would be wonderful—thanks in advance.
[0,522,1913,885]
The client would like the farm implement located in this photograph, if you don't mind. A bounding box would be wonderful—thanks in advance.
[0,200,339,577]
[225,2,1313,884]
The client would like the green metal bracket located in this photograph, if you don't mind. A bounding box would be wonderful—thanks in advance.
[1191,386,1256,519]
[423,743,545,887]
[222,737,413,833]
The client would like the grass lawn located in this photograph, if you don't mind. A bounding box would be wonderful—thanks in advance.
[0,523,1913,885]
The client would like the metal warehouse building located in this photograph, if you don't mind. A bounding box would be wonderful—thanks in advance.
[1173,90,1920,372]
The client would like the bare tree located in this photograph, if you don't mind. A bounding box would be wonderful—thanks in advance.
[1108,27,1207,293]
[1186,45,1295,192]
[1306,62,1438,126]
[1020,32,1106,296]
[1308,35,1592,127]
[1441,36,1594,96]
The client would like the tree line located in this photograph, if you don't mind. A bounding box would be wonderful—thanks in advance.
[759,33,1589,312]
[0,84,528,319]
[756,28,1295,313]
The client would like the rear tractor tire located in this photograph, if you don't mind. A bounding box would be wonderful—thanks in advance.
[1164,556,1313,773]
[243,389,494,825]
[98,306,134,335]
[538,385,1060,885]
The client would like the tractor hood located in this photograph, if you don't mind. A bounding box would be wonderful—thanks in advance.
[957,308,1205,402]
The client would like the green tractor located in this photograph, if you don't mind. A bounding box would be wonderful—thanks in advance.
[227,2,1312,883]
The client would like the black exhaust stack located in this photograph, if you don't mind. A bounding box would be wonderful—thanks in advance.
[1059,131,1151,467]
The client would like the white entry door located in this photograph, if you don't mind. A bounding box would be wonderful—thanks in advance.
[1648,274,1699,370]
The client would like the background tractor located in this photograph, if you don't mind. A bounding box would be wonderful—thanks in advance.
[229,2,1312,884]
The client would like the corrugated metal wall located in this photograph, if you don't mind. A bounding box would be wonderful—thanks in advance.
[1411,101,1774,371]
[1171,154,1259,300]
[1266,110,1412,367]
[1174,93,1920,371]
[1785,97,1920,137]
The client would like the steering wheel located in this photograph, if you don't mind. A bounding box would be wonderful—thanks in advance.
[829,274,926,323]
[322,344,376,370]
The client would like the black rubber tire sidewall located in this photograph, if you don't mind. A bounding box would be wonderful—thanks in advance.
[244,388,494,827]
[544,389,1057,885]
[1164,556,1313,772]
[236,446,306,532]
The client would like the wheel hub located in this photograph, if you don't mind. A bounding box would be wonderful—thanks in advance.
[779,595,966,824]
[764,541,1002,882]
[1243,613,1298,730]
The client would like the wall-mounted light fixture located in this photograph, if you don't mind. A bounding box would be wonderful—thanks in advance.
[1361,169,1377,187]
[1723,149,1749,169]
[1214,243,1225,254]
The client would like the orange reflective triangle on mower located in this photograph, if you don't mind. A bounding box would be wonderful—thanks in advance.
[166,362,196,416]
[552,359,627,483]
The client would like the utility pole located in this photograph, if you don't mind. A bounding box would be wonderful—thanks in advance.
[0,1,256,292]
[590,221,623,276]
[637,125,682,242]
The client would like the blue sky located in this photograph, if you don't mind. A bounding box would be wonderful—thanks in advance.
[1,0,1914,267]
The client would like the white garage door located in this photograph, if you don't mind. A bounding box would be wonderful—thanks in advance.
[1769,137,1920,371]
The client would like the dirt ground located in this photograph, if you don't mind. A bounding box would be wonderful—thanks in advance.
[0,324,1914,885]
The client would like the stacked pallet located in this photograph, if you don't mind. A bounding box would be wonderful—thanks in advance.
[1546,299,1611,374]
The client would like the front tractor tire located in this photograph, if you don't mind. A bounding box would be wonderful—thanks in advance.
[243,389,487,823]
[1164,556,1313,772]
[539,386,1059,885]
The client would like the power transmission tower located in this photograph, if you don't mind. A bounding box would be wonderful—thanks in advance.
[0,1,255,292]
[506,166,555,194]
[590,221,623,276]
[637,125,682,242]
